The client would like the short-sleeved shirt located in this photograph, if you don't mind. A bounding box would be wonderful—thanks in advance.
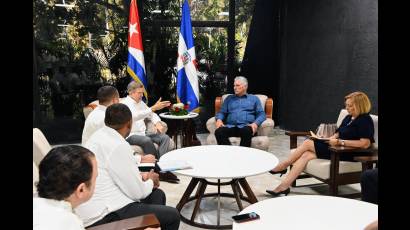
[215,94,266,128]
[314,113,375,161]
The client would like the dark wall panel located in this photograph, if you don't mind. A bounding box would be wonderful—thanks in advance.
[241,0,281,122]
[279,0,378,130]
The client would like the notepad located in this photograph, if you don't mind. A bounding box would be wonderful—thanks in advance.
[157,160,192,172]
[309,131,330,141]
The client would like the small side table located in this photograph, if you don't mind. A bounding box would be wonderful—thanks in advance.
[159,112,199,148]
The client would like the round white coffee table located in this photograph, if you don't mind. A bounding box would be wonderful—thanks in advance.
[232,195,378,230]
[159,145,278,229]
[159,112,199,120]
[159,112,199,148]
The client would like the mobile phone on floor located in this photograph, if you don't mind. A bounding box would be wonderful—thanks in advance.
[232,212,260,223]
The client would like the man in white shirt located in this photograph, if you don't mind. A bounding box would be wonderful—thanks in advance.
[121,81,179,182]
[81,86,119,145]
[81,85,155,164]
[33,145,98,230]
[121,81,171,158]
[75,103,180,230]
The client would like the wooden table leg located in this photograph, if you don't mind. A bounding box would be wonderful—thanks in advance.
[231,179,244,211]
[238,178,258,204]
[176,178,200,211]
[236,182,244,198]
[191,179,208,221]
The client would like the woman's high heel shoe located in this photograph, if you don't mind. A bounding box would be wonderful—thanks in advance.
[269,168,288,176]
[266,188,290,197]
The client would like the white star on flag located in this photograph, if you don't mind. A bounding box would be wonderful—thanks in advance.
[129,22,139,38]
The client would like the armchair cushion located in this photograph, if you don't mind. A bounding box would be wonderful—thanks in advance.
[305,159,362,180]
[206,116,274,136]
[291,146,362,180]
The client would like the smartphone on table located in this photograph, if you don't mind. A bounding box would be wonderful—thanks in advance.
[232,212,260,223]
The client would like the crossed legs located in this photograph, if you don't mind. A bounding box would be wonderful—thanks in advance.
[126,134,171,159]
[271,139,317,192]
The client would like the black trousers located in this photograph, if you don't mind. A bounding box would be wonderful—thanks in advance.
[360,168,378,204]
[214,126,254,147]
[88,189,180,230]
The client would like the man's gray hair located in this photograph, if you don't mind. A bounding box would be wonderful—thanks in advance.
[127,81,144,94]
[234,76,248,87]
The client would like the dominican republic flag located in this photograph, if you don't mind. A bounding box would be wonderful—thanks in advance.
[127,0,147,99]
[177,0,199,112]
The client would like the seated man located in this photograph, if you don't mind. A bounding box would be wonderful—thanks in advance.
[82,85,155,164]
[122,81,178,182]
[215,76,266,147]
[81,85,120,145]
[75,103,180,230]
[361,168,378,204]
[34,145,98,230]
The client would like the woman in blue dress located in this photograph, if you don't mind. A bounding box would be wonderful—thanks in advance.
[266,91,375,196]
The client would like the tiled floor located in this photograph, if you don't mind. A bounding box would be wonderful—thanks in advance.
[160,128,361,229]
[55,128,361,229]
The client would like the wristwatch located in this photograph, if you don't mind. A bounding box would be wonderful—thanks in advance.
[340,139,345,146]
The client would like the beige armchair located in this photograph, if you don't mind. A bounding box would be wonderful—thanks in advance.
[286,109,378,197]
[33,128,53,196]
[83,99,174,155]
[206,94,275,151]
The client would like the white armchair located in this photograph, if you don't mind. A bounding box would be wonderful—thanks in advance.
[205,94,275,151]
[83,99,174,155]
[33,128,52,196]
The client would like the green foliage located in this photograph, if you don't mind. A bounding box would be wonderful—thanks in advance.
[34,0,255,106]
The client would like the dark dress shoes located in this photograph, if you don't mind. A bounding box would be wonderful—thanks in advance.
[159,171,180,183]
[266,187,290,197]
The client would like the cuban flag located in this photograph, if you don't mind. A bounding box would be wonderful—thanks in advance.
[127,0,148,99]
[177,0,199,112]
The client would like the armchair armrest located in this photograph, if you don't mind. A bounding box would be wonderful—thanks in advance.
[257,118,274,136]
[354,155,378,163]
[328,146,378,183]
[285,131,311,136]
[265,98,273,119]
[146,120,168,135]
[328,146,378,154]
[354,154,378,170]
[215,97,222,114]
[86,214,160,230]
[285,131,310,149]
[206,116,217,134]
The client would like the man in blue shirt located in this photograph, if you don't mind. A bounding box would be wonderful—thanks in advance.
[214,76,266,147]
